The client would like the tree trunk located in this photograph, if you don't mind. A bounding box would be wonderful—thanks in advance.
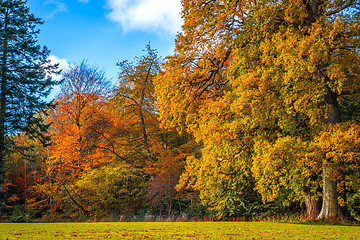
[304,192,322,220]
[317,86,349,219]
[138,108,155,180]
[0,2,10,216]
[139,108,153,164]
[303,0,348,221]
[317,167,342,219]
[63,183,89,217]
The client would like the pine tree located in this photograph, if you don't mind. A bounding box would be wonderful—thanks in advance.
[0,0,59,213]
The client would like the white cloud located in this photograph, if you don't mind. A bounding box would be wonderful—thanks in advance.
[47,55,70,81]
[106,0,183,35]
[46,55,70,100]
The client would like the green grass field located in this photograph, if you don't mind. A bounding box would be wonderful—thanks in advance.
[0,221,359,239]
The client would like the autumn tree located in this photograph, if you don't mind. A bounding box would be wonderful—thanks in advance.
[156,0,360,220]
[0,0,59,213]
[33,46,196,219]
[104,45,196,216]
[114,44,162,175]
[155,0,259,220]
[229,0,360,220]
[42,61,111,217]
[51,61,111,172]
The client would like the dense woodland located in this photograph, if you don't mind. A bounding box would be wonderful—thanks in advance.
[1,0,360,222]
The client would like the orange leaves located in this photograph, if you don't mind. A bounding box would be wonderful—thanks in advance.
[33,62,115,217]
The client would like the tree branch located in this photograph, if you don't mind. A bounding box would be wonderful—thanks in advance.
[90,129,143,168]
[326,1,354,16]
[338,88,360,96]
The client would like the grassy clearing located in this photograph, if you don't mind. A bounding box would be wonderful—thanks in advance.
[0,221,359,239]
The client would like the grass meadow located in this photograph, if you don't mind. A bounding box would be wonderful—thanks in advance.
[0,221,359,239]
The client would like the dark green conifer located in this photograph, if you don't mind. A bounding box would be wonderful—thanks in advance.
[0,0,59,213]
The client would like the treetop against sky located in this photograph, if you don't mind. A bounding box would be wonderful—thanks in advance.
[27,0,182,96]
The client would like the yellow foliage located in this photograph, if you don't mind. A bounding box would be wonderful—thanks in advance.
[156,0,360,214]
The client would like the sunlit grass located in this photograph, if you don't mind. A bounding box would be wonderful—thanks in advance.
[1,221,359,239]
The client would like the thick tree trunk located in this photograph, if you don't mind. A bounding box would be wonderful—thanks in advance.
[304,0,348,220]
[317,87,350,219]
[317,167,342,219]
[305,192,322,220]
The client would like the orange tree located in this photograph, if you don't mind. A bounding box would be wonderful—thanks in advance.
[156,0,360,220]
[37,61,112,218]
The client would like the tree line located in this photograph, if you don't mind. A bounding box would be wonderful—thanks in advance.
[1,0,360,222]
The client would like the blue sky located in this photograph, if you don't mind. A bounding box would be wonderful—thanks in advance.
[27,0,182,96]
